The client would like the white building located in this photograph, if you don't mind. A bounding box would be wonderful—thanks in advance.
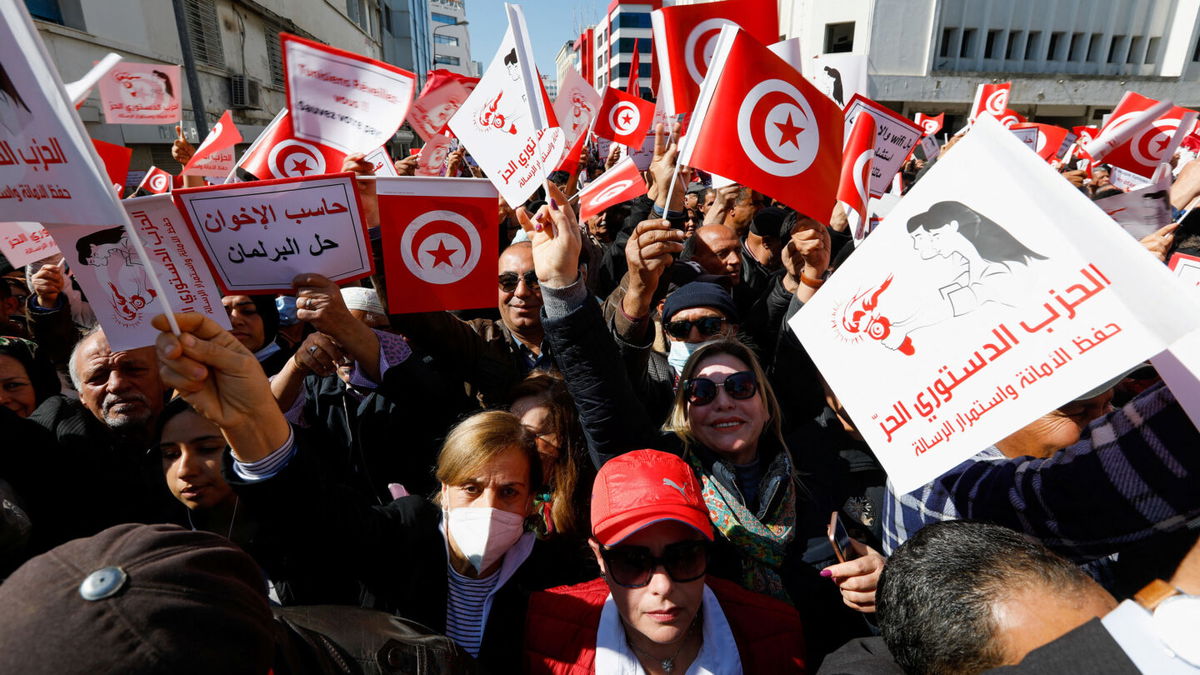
[429,0,475,76]
[28,0,385,187]
[781,0,1200,129]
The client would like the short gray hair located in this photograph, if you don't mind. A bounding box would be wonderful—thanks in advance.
[67,325,104,391]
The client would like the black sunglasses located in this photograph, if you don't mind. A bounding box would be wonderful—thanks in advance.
[599,540,710,588]
[663,317,726,340]
[683,370,758,406]
[498,270,539,293]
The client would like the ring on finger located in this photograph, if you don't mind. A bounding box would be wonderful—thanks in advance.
[308,345,319,355]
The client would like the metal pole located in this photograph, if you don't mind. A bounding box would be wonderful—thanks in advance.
[171,0,210,140]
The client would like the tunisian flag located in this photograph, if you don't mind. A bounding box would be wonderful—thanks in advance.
[182,109,242,177]
[376,177,499,313]
[90,137,132,190]
[593,88,656,148]
[651,0,778,117]
[578,156,647,221]
[913,112,943,137]
[838,113,874,242]
[1093,92,1198,177]
[1011,123,1071,162]
[969,82,1011,123]
[234,108,346,182]
[136,165,175,195]
[679,26,843,219]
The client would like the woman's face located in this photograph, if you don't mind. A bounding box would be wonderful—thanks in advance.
[0,354,36,418]
[686,353,766,465]
[510,396,559,485]
[222,296,266,352]
[442,445,534,516]
[592,521,707,649]
[910,222,968,260]
[159,410,235,511]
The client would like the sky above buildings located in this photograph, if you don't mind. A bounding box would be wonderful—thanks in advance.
[467,0,610,83]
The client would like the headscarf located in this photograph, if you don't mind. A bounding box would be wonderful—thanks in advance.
[0,337,60,405]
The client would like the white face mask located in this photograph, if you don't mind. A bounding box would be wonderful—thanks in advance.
[667,339,714,373]
[445,506,526,575]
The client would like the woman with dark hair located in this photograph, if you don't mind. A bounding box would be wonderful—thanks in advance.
[221,294,288,375]
[0,337,59,418]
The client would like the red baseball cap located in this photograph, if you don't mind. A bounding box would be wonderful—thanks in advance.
[591,450,713,546]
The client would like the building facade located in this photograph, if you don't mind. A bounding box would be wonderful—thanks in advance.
[24,0,387,187]
[781,0,1200,129]
[381,0,433,88]
[593,0,659,97]
[429,0,475,77]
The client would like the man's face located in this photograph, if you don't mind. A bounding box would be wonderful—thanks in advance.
[587,214,612,244]
[702,191,716,214]
[683,192,699,210]
[745,231,783,269]
[725,190,764,234]
[75,332,163,435]
[693,226,742,284]
[497,245,542,333]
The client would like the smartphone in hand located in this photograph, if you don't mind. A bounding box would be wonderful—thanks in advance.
[828,511,863,564]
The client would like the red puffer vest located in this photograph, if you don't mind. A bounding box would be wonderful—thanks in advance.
[523,576,807,674]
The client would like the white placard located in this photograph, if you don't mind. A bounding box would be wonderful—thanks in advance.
[843,95,923,198]
[0,222,59,268]
[173,174,372,294]
[789,117,1200,494]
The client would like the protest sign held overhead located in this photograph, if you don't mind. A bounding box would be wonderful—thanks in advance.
[409,70,472,142]
[809,53,867,109]
[234,108,347,182]
[65,53,122,108]
[578,156,648,222]
[97,62,181,125]
[183,110,242,177]
[652,0,778,117]
[790,116,1200,494]
[0,1,130,226]
[415,134,453,177]
[1094,163,1174,239]
[365,145,398,177]
[0,222,58,268]
[553,67,601,147]
[173,173,372,294]
[680,25,843,220]
[447,4,566,208]
[282,34,416,156]
[592,87,656,149]
[376,177,498,314]
[1010,123,1073,162]
[843,95,923,198]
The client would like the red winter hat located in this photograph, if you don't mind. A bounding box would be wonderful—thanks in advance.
[591,450,713,546]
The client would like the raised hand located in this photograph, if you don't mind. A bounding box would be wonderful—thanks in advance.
[517,181,581,288]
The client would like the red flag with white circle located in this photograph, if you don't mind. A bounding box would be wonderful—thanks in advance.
[838,112,874,242]
[1093,92,1198,177]
[137,165,174,194]
[913,112,943,137]
[182,110,243,177]
[592,87,656,148]
[578,156,648,221]
[969,82,1011,123]
[377,177,499,313]
[679,25,843,218]
[651,0,778,117]
[235,109,346,182]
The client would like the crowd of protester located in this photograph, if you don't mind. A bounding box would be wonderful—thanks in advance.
[0,120,1198,675]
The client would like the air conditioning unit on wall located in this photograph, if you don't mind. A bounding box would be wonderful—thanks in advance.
[229,75,261,109]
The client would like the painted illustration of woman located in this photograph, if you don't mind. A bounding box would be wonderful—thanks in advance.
[75,228,157,323]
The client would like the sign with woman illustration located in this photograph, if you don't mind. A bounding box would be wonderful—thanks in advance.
[791,117,1200,493]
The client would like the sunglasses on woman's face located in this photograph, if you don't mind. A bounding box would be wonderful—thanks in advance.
[663,317,726,340]
[599,540,710,588]
[683,370,758,406]
[498,270,539,293]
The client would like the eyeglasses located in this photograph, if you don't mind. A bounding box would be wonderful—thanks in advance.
[663,317,726,340]
[599,540,710,588]
[498,270,540,293]
[683,371,758,406]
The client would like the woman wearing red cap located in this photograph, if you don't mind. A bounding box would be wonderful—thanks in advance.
[524,449,806,674]
[519,180,885,663]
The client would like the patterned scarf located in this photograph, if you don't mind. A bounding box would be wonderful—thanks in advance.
[687,449,796,603]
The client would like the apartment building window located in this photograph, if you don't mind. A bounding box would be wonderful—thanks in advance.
[265,18,286,87]
[1069,32,1086,61]
[1005,31,1022,59]
[939,27,958,58]
[617,62,652,78]
[1046,32,1063,59]
[24,0,84,29]
[611,37,651,57]
[960,28,977,58]
[1108,35,1126,63]
[432,12,457,24]
[1146,37,1161,64]
[984,30,1001,59]
[615,13,651,29]
[1087,34,1103,62]
[1024,31,1041,60]
[346,0,374,37]
[1126,36,1143,64]
[825,22,855,53]
[435,34,459,46]
[184,0,225,68]
[434,54,460,66]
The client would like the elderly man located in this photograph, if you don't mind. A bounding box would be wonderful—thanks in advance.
[8,326,170,555]
[391,241,550,407]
